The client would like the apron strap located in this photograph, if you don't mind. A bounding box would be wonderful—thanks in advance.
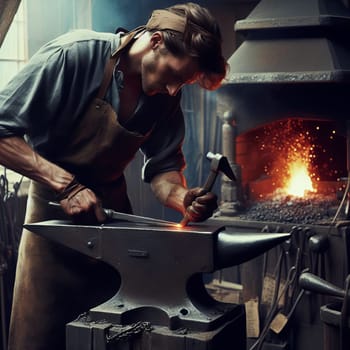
[97,26,146,99]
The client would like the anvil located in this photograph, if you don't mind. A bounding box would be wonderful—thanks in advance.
[25,220,291,349]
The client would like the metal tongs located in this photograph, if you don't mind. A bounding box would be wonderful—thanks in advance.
[49,202,179,228]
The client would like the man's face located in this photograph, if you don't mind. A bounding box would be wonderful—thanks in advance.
[141,36,200,96]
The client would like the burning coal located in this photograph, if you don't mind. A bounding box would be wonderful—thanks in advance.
[239,192,339,225]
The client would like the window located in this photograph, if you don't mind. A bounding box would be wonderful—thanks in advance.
[0,0,92,188]
[0,0,28,186]
[0,0,28,90]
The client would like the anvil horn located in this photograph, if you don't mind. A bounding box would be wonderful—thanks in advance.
[215,231,291,269]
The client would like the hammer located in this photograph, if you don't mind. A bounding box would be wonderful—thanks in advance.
[180,152,236,226]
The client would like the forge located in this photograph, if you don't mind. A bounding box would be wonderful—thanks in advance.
[211,0,350,349]
[215,0,350,242]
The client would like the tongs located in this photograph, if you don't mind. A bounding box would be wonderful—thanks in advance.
[49,202,179,228]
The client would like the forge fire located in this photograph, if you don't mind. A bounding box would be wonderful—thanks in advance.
[236,119,347,224]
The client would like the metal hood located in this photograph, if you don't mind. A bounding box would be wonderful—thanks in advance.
[227,0,350,84]
[218,0,350,135]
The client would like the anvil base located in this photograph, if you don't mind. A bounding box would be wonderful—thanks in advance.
[66,305,246,350]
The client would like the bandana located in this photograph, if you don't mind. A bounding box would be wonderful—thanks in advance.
[112,9,187,55]
[145,9,187,34]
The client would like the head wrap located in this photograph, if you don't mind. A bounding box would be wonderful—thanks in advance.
[112,9,188,54]
[146,9,186,34]
[145,9,214,41]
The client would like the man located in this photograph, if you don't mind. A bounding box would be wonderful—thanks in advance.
[0,2,227,349]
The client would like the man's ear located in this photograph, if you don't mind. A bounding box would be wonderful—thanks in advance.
[149,31,163,49]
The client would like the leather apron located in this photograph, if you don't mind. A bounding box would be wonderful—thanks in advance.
[8,29,150,350]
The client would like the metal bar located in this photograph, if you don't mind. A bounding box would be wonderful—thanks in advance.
[103,209,179,227]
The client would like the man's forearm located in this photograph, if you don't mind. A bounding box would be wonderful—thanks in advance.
[0,136,73,192]
[151,170,219,223]
[150,170,188,214]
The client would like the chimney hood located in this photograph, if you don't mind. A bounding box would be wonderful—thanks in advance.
[218,0,350,135]
[227,0,350,84]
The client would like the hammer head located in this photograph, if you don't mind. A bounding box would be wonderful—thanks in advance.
[206,152,236,181]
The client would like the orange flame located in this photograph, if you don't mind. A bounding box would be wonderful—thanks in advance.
[284,159,315,197]
[242,119,344,200]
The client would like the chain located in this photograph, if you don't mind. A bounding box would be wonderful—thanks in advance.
[106,321,152,343]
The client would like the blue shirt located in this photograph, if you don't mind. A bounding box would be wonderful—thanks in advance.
[0,29,185,182]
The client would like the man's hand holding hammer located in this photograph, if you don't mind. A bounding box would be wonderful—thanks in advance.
[150,170,218,226]
[151,152,235,227]
[181,187,218,224]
